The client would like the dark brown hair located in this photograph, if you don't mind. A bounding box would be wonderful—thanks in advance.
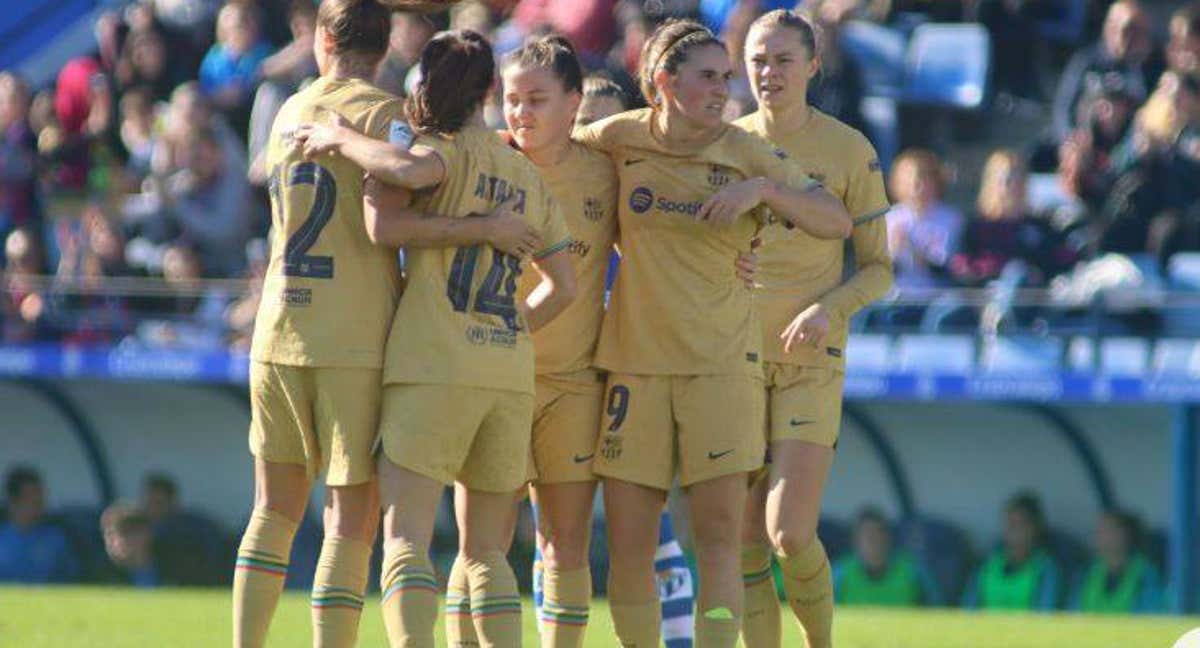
[582,74,628,108]
[638,19,725,108]
[405,29,495,135]
[503,34,583,94]
[317,0,391,61]
[749,9,819,59]
[1173,2,1200,38]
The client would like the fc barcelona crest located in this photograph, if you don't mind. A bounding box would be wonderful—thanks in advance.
[708,165,731,188]
[584,197,604,222]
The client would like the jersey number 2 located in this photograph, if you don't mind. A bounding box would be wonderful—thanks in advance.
[270,162,337,279]
[446,247,522,331]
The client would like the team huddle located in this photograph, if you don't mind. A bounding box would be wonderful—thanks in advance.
[234,1,891,647]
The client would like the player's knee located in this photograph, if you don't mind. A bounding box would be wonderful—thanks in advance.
[540,526,589,569]
[770,525,817,560]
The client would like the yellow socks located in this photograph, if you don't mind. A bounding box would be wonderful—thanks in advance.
[446,555,480,647]
[696,606,741,648]
[608,599,660,648]
[380,540,438,648]
[464,551,523,647]
[741,544,781,648]
[311,536,371,648]
[777,538,833,648]
[539,566,591,648]
[232,508,299,648]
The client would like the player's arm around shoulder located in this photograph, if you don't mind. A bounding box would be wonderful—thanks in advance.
[522,195,577,332]
[295,112,446,191]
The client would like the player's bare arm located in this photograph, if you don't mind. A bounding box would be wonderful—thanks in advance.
[364,185,543,257]
[521,249,577,332]
[295,114,445,190]
[699,177,852,239]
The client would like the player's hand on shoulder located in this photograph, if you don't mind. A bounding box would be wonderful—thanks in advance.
[295,112,353,159]
[699,178,766,227]
[482,194,542,258]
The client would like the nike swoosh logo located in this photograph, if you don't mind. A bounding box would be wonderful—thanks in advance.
[624,158,646,166]
[790,419,814,426]
[573,453,594,464]
[708,449,734,460]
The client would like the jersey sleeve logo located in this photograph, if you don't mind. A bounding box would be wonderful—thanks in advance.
[389,120,415,149]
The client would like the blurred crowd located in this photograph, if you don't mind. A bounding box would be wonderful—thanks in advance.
[0,464,1170,613]
[0,0,1197,347]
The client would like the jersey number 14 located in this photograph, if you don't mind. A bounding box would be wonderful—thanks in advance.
[446,246,522,332]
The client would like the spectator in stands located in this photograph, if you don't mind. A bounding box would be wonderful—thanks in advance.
[1101,71,1200,260]
[951,149,1078,287]
[1073,509,1162,613]
[99,503,160,587]
[0,466,78,583]
[1053,0,1161,141]
[118,87,159,182]
[886,148,964,290]
[114,28,180,103]
[833,507,941,607]
[965,491,1062,611]
[141,473,179,528]
[978,0,1060,101]
[805,0,868,133]
[136,243,230,349]
[53,205,134,344]
[2,228,52,343]
[375,10,442,98]
[0,73,41,247]
[247,0,319,186]
[1168,3,1200,77]
[135,125,251,277]
[199,2,273,137]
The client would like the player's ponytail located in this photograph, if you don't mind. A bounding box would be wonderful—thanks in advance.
[405,29,495,135]
[502,34,584,95]
[638,19,724,109]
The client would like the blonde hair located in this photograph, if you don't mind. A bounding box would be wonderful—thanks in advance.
[976,149,1028,219]
[889,148,946,204]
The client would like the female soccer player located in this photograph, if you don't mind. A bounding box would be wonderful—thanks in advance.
[574,18,852,647]
[297,30,577,648]
[733,11,893,648]
[235,3,399,647]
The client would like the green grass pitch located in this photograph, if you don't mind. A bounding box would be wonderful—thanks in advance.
[2,587,1197,647]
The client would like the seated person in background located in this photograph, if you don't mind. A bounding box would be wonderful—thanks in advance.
[834,507,941,607]
[0,466,78,583]
[965,491,1062,611]
[198,2,272,138]
[3,228,53,343]
[141,472,179,529]
[1074,509,1163,613]
[885,148,963,290]
[1053,0,1161,142]
[951,149,1078,287]
[99,503,159,587]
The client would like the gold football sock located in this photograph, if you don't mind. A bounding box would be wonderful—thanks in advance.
[232,508,298,648]
[777,538,833,648]
[311,536,371,648]
[696,606,741,648]
[539,566,591,648]
[464,551,523,648]
[741,543,781,648]
[446,554,480,647]
[380,540,438,648]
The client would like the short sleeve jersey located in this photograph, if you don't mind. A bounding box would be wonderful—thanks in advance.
[251,77,405,368]
[574,108,817,377]
[734,109,892,369]
[383,125,573,395]
[515,140,619,379]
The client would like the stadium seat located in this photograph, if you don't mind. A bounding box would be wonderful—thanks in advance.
[1066,337,1095,372]
[980,336,1064,373]
[1165,253,1200,336]
[902,24,991,110]
[1152,339,1200,376]
[1026,173,1071,213]
[896,516,973,604]
[841,20,907,98]
[846,334,893,373]
[1098,337,1150,376]
[894,334,975,373]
